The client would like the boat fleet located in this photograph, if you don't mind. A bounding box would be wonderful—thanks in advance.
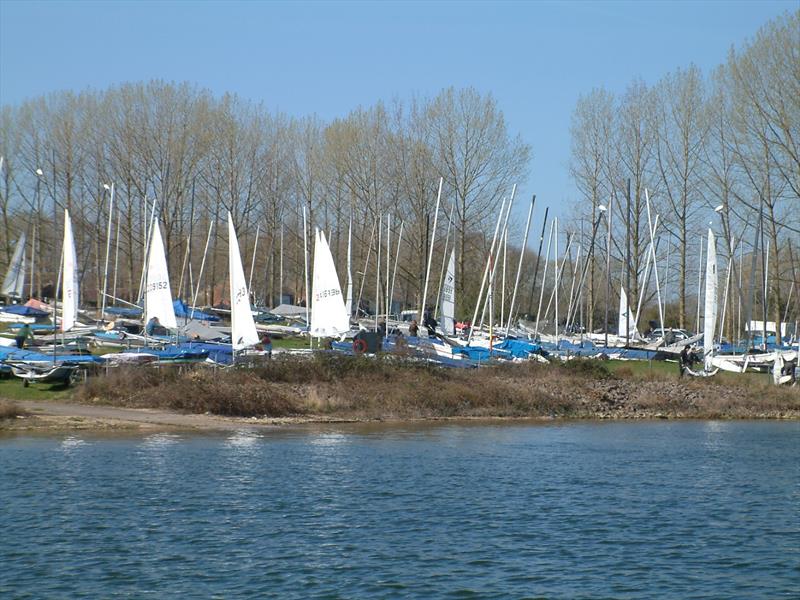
[0,184,797,389]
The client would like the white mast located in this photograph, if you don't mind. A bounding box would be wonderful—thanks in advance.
[505,194,535,334]
[190,220,214,316]
[385,214,391,327]
[302,206,310,328]
[554,218,559,340]
[420,177,443,326]
[389,221,404,315]
[470,197,507,343]
[345,217,353,317]
[534,220,555,337]
[375,214,382,331]
[248,223,260,296]
[100,183,114,321]
[704,228,718,371]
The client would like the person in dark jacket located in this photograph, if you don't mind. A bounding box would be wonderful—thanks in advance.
[679,345,694,377]
[423,310,438,337]
[145,316,161,336]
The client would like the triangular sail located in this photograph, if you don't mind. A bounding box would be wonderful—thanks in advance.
[228,213,259,350]
[144,222,177,329]
[310,228,349,337]
[618,286,638,339]
[440,249,456,336]
[2,232,26,297]
[703,229,718,371]
[61,210,78,332]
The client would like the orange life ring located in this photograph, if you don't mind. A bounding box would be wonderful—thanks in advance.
[353,338,368,354]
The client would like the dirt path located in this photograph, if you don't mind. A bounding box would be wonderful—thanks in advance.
[9,400,302,431]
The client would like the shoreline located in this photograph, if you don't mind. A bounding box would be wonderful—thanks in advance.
[3,397,798,434]
[1,355,798,433]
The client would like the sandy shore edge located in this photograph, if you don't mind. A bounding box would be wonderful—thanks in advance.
[2,398,798,433]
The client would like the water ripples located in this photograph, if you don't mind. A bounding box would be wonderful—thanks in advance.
[0,421,798,598]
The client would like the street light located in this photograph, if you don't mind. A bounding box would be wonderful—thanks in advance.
[714,204,724,213]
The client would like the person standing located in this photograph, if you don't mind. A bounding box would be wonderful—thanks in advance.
[259,333,273,358]
[15,323,35,349]
[409,320,419,337]
[679,345,693,377]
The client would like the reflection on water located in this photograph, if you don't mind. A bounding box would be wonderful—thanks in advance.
[309,431,349,447]
[224,429,261,448]
[141,432,182,448]
[0,421,797,599]
[59,435,88,451]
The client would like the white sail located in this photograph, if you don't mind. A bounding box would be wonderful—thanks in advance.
[61,210,78,332]
[618,286,638,340]
[2,232,26,297]
[310,228,349,337]
[345,218,353,317]
[144,222,177,329]
[440,249,456,336]
[703,229,718,371]
[228,213,259,350]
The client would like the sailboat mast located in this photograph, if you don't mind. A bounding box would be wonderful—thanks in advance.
[375,214,382,331]
[420,178,443,329]
[345,217,352,317]
[390,221,404,316]
[469,197,506,343]
[100,183,115,322]
[506,194,535,334]
[554,218,559,340]
[386,214,391,328]
[534,220,555,337]
[302,206,310,346]
[191,220,214,316]
[434,203,455,320]
[248,224,260,296]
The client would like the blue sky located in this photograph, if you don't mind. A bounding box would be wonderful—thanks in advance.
[0,0,793,234]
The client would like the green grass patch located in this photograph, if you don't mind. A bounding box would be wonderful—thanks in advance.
[0,375,75,400]
[272,336,311,350]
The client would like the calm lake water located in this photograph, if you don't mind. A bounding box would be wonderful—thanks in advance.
[1,421,798,599]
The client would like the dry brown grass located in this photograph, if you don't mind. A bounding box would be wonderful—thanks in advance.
[0,400,26,419]
[73,355,800,420]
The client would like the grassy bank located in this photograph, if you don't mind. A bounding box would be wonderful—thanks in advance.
[69,354,799,421]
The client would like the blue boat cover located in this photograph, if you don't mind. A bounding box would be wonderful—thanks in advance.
[105,306,143,317]
[0,346,102,364]
[7,323,56,331]
[123,346,210,361]
[495,339,543,358]
[1,305,48,317]
[176,342,233,364]
[173,299,220,322]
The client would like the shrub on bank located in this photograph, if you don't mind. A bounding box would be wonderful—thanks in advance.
[0,400,25,419]
[72,354,799,420]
